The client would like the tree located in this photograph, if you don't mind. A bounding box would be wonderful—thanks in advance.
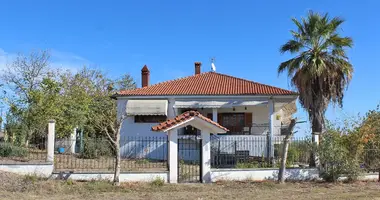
[278,118,297,183]
[1,50,51,146]
[278,11,354,166]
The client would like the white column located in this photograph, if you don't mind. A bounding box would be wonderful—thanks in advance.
[168,130,178,183]
[212,108,218,123]
[167,98,176,118]
[201,130,211,183]
[47,119,56,163]
[268,99,275,162]
[70,127,77,154]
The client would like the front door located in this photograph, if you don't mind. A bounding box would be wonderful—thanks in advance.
[178,133,202,183]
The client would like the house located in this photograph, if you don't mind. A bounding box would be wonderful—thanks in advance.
[112,62,298,160]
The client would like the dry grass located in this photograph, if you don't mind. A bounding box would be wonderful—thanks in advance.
[1,171,380,200]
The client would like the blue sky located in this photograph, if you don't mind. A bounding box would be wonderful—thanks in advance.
[1,0,379,135]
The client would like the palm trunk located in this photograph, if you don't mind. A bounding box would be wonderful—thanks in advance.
[310,109,323,167]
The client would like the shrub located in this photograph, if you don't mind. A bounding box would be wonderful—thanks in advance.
[236,161,259,169]
[150,177,165,187]
[318,130,362,182]
[0,142,28,157]
[79,138,113,159]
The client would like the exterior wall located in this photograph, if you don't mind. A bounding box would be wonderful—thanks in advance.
[117,98,291,159]
[211,168,319,182]
[51,171,169,182]
[0,164,53,177]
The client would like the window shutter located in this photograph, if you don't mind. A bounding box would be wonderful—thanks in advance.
[244,113,252,127]
[217,113,222,124]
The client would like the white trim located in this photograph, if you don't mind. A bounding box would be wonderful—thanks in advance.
[159,118,196,132]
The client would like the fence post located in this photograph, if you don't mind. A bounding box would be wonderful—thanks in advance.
[168,130,178,183]
[70,127,77,154]
[47,119,55,163]
[201,130,211,183]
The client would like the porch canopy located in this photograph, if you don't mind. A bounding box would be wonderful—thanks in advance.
[126,100,168,116]
[173,100,267,109]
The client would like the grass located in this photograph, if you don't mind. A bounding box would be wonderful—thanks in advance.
[1,171,380,200]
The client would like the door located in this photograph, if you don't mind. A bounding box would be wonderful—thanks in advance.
[178,133,202,183]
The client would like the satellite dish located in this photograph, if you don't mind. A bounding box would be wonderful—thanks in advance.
[211,57,216,72]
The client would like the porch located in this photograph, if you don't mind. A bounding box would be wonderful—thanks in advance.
[174,99,292,136]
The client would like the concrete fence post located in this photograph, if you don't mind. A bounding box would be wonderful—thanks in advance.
[168,130,178,183]
[47,120,56,163]
[201,130,211,183]
[71,127,77,154]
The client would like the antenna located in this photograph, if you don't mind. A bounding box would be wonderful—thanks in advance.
[210,57,216,72]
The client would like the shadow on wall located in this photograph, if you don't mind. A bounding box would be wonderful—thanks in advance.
[268,168,319,181]
[119,137,168,161]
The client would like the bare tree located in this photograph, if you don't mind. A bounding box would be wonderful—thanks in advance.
[278,118,297,184]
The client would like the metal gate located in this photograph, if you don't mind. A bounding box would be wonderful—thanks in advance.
[178,134,202,183]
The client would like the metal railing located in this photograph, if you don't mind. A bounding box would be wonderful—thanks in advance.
[54,136,168,172]
[0,136,47,164]
[211,136,311,169]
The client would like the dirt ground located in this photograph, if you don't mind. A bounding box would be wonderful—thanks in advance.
[1,171,380,200]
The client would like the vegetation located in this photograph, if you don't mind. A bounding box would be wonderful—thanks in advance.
[278,11,354,166]
[1,50,136,145]
[0,142,28,157]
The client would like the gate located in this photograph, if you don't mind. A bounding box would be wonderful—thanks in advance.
[178,134,202,183]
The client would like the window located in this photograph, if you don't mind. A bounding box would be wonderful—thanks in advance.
[134,115,167,123]
[220,113,245,133]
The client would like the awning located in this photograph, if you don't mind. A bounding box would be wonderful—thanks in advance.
[173,100,267,108]
[126,100,168,116]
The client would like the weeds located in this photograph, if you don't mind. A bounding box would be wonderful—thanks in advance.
[150,177,165,187]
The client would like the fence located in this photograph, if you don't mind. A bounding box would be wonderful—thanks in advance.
[54,136,168,172]
[211,136,311,169]
[0,136,47,164]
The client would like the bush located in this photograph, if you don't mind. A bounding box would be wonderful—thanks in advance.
[0,142,28,157]
[150,177,165,187]
[318,131,362,182]
[79,138,113,159]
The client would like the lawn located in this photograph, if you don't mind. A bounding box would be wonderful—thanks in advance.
[1,172,380,200]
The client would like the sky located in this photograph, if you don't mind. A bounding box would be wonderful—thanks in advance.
[0,0,379,135]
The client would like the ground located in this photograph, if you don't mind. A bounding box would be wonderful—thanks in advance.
[1,172,380,200]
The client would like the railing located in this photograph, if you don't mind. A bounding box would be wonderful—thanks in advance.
[211,136,311,169]
[0,137,47,164]
[54,136,168,172]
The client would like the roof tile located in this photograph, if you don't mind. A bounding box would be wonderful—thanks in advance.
[115,72,296,96]
[151,111,229,132]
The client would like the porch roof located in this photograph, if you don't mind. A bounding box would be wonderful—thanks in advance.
[151,111,229,133]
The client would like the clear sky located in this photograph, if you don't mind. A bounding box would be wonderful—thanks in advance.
[0,0,379,135]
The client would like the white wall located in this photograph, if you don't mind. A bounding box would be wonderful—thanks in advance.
[211,168,319,182]
[51,172,169,182]
[0,164,53,177]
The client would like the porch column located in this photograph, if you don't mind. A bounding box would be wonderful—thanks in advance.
[268,99,275,164]
[201,130,211,183]
[212,108,218,123]
[168,130,178,183]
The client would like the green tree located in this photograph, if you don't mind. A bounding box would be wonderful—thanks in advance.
[278,11,354,165]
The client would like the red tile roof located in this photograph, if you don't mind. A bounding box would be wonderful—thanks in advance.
[151,111,229,132]
[115,72,296,96]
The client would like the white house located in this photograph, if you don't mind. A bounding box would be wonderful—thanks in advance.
[112,62,298,161]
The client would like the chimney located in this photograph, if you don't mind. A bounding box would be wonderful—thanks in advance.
[194,62,201,75]
[141,65,150,87]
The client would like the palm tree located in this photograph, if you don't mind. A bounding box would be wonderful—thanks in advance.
[278,11,353,165]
